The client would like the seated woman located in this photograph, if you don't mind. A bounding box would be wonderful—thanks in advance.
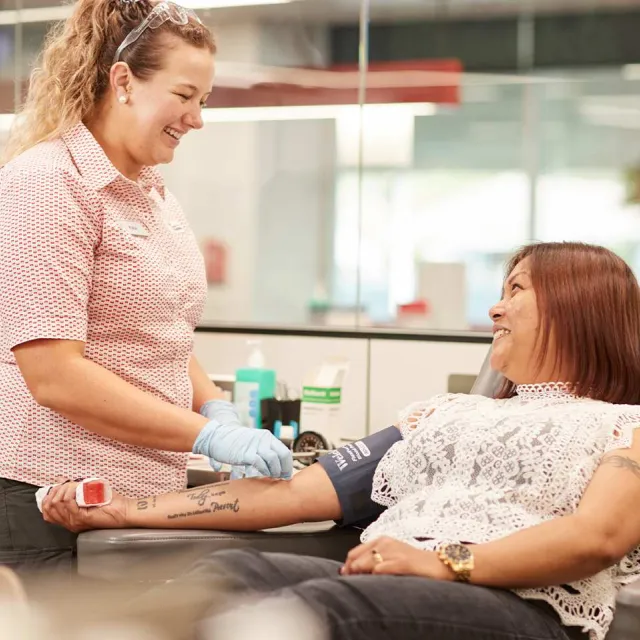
[42,241,640,640]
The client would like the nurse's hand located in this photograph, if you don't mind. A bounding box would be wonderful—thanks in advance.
[41,482,128,533]
[193,400,293,479]
[200,400,239,475]
[198,400,293,480]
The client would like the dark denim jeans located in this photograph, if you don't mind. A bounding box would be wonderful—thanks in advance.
[188,548,587,640]
[0,477,77,574]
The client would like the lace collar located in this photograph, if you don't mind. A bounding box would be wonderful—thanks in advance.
[515,382,576,400]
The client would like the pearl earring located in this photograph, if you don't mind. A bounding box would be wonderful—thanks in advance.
[118,95,128,104]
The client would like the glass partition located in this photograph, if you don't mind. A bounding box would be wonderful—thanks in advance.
[534,70,640,269]
[1,1,638,333]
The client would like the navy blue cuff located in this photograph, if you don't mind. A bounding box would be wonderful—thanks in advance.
[316,426,402,528]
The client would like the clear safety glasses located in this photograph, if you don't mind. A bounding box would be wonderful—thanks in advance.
[113,1,202,65]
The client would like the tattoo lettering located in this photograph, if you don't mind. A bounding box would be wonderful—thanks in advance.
[136,496,158,511]
[186,488,211,506]
[183,487,228,505]
[178,485,210,495]
[177,481,230,495]
[602,455,640,480]
[211,499,240,513]
[167,509,212,520]
[165,499,240,521]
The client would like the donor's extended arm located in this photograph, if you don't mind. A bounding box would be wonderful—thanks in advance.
[42,463,341,533]
[42,425,404,533]
[133,463,342,530]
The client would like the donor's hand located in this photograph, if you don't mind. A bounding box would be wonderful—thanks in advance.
[41,481,128,533]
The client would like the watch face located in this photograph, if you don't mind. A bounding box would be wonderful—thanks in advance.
[445,544,473,564]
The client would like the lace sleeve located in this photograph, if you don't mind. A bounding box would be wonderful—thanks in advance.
[603,410,640,591]
[371,394,456,508]
[604,410,640,454]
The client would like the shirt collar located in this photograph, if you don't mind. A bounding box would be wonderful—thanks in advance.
[61,122,166,198]
[515,382,576,400]
[139,165,166,199]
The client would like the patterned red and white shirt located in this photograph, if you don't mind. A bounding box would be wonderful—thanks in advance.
[0,123,207,497]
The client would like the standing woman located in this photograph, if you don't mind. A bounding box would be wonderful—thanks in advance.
[0,0,291,572]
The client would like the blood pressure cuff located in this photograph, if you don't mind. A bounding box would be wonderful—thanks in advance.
[315,426,402,528]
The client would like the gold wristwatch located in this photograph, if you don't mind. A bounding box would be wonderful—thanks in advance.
[436,543,474,582]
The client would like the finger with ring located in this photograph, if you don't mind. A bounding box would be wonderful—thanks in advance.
[372,549,384,564]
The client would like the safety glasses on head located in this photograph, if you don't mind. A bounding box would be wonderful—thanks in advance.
[113,1,202,65]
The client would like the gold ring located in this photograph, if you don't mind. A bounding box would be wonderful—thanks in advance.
[371,549,384,564]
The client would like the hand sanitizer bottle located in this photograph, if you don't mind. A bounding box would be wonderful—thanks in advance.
[234,340,276,429]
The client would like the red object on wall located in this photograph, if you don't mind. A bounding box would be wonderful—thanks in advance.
[206,59,462,110]
[203,238,227,285]
[398,299,431,316]
[0,60,462,114]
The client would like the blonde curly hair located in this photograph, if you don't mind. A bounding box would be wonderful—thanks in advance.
[2,0,215,164]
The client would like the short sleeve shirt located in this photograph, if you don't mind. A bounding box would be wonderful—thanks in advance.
[0,123,207,497]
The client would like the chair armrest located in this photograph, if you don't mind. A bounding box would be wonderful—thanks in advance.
[609,578,640,639]
[77,522,361,583]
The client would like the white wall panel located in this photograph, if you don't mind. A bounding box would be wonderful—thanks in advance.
[368,339,490,432]
[193,332,369,439]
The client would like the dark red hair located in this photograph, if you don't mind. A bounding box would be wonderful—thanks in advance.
[495,242,640,404]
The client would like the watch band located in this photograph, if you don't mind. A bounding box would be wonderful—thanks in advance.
[453,567,472,583]
[436,543,474,582]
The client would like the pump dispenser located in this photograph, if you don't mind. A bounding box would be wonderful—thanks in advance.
[234,340,276,429]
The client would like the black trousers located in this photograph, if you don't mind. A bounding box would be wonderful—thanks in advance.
[187,548,587,640]
[0,477,78,574]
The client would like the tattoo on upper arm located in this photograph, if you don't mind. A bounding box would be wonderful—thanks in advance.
[601,455,640,480]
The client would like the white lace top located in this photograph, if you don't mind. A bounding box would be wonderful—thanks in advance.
[361,383,640,640]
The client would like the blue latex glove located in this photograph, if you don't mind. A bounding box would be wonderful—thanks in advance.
[200,400,248,477]
[230,465,264,480]
[207,457,260,479]
[207,450,261,478]
[195,400,293,479]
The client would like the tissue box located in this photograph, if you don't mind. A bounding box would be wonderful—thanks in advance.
[299,358,349,448]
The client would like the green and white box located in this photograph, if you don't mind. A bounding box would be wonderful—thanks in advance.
[300,358,349,448]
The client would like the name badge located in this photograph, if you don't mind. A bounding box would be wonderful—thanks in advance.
[122,221,150,237]
[168,220,185,232]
